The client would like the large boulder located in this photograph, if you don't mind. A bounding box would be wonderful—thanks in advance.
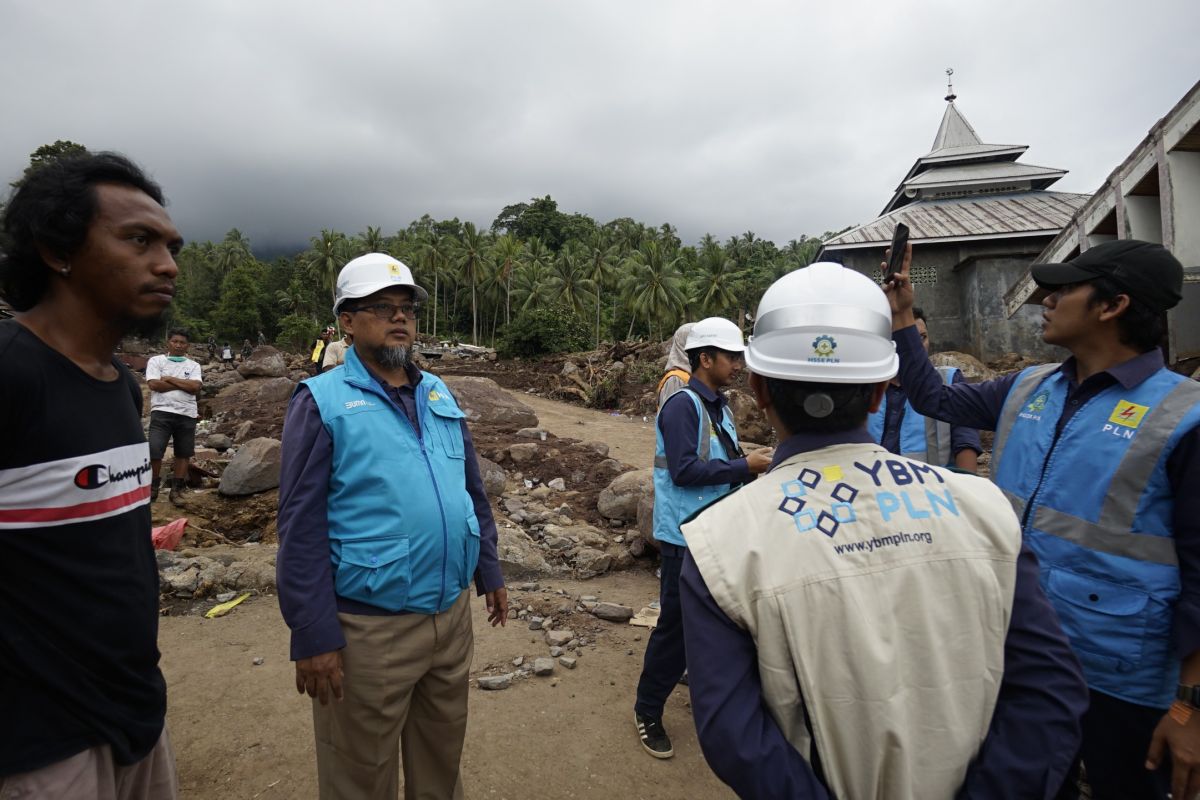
[476,456,507,498]
[597,468,653,522]
[574,548,612,579]
[930,351,996,382]
[202,366,246,395]
[441,376,538,430]
[208,377,295,416]
[725,389,772,447]
[496,525,553,578]
[237,346,289,378]
[219,437,282,496]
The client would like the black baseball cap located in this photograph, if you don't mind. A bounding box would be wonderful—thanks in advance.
[1031,240,1183,312]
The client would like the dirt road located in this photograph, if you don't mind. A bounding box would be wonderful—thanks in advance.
[509,390,657,469]
[160,392,735,798]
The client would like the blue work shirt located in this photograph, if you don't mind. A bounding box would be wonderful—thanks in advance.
[679,427,1088,799]
[658,376,751,489]
[878,376,982,459]
[892,324,1200,657]
[277,361,504,661]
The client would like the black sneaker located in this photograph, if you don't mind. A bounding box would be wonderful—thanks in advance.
[635,712,674,759]
[168,479,183,506]
[678,671,689,686]
[150,483,160,503]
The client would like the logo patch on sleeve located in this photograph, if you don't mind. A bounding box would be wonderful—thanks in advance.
[1108,400,1149,429]
[428,390,441,402]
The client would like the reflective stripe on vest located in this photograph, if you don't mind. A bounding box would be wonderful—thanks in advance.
[652,389,739,547]
[653,401,714,469]
[990,363,1058,475]
[867,366,956,465]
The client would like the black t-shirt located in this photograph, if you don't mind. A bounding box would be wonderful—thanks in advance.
[0,321,165,775]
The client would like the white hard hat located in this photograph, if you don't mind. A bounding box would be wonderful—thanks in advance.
[684,317,745,352]
[745,262,898,383]
[333,253,429,315]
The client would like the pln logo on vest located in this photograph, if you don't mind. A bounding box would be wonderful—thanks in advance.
[1102,399,1150,440]
[808,335,840,364]
[1019,390,1049,422]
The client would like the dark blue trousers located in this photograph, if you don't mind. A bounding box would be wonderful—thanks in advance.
[634,543,686,719]
[1058,689,1170,800]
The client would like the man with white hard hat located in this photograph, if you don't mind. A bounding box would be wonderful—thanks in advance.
[634,316,773,759]
[678,263,1087,798]
[276,252,507,799]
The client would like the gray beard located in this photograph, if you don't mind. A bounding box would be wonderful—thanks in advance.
[373,344,410,370]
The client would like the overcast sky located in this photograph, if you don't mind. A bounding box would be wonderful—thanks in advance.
[3,0,1198,253]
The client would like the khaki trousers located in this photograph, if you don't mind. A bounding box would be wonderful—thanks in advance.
[314,589,473,800]
[0,728,177,800]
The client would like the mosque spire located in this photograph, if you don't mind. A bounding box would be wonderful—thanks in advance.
[944,68,957,103]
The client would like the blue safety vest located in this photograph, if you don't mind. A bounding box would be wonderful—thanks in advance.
[992,363,1200,706]
[868,366,958,465]
[305,347,481,614]
[652,389,740,547]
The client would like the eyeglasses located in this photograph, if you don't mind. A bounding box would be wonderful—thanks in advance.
[347,301,422,320]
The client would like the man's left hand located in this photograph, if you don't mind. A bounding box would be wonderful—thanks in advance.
[486,587,508,627]
[1146,705,1200,799]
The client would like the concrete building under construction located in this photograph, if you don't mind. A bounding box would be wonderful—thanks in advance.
[1006,78,1200,367]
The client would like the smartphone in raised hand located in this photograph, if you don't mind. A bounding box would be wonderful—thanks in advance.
[884,222,909,282]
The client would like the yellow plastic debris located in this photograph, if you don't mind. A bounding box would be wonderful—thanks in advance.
[205,592,251,619]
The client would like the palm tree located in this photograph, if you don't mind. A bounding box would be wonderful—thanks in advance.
[490,234,524,325]
[547,242,596,317]
[618,241,686,341]
[692,242,742,317]
[582,231,618,346]
[304,229,350,312]
[455,222,489,344]
[215,229,254,276]
[511,260,553,312]
[355,225,386,255]
[417,232,451,339]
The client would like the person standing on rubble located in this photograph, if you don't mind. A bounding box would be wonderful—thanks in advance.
[680,262,1087,798]
[885,239,1200,800]
[866,306,981,471]
[657,322,695,409]
[0,152,182,797]
[634,316,773,759]
[145,328,202,504]
[276,253,507,799]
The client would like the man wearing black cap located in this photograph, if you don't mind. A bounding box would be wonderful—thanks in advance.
[885,239,1200,799]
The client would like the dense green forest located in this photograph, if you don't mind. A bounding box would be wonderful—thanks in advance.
[172,196,845,355]
[7,143,846,355]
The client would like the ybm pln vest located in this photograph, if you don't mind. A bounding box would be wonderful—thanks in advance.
[683,442,1020,800]
[305,347,481,614]
[992,363,1200,707]
[868,365,958,465]
[652,388,740,547]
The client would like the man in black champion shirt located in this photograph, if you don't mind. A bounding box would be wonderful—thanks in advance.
[0,153,183,798]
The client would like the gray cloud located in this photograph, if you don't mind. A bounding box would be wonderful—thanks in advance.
[3,0,1198,250]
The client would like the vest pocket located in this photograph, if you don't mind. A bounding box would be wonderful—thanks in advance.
[462,511,481,587]
[428,404,466,459]
[1046,567,1151,671]
[334,537,411,610]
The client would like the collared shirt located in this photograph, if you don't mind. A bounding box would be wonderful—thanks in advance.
[879,376,982,458]
[893,324,1200,657]
[679,426,1088,799]
[657,376,751,488]
[276,361,503,661]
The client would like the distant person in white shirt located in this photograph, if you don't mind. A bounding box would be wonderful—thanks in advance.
[321,332,352,372]
[221,342,233,367]
[145,329,202,504]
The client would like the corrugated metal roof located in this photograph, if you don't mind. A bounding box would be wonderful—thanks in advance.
[923,143,1026,162]
[823,191,1091,249]
[930,102,982,150]
[904,161,1067,189]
